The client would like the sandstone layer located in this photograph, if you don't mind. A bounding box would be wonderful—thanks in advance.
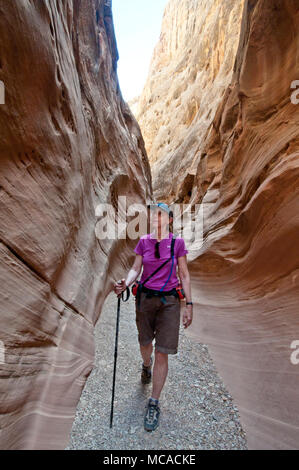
[138,0,299,449]
[0,0,152,450]
[136,0,245,203]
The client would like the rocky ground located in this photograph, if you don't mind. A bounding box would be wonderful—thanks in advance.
[66,292,247,450]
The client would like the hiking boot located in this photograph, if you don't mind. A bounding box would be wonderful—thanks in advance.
[144,398,160,432]
[141,356,153,385]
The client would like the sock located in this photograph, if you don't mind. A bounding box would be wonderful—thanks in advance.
[149,397,159,405]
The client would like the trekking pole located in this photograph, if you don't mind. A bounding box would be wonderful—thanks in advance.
[110,285,130,428]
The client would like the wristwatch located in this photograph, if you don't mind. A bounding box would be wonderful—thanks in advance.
[186,301,193,305]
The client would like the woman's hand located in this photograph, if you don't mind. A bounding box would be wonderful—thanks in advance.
[183,304,193,329]
[113,278,127,296]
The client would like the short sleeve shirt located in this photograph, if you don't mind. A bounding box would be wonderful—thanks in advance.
[134,232,188,290]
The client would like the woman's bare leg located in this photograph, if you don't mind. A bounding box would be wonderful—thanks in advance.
[151,351,168,400]
[140,342,153,367]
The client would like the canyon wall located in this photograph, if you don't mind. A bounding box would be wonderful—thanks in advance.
[0,0,152,449]
[136,0,245,202]
[138,0,299,449]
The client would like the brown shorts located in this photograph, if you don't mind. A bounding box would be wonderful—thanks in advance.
[135,291,181,354]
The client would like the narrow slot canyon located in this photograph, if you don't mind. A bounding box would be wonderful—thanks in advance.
[0,0,299,452]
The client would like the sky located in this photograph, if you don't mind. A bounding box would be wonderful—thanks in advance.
[112,0,168,102]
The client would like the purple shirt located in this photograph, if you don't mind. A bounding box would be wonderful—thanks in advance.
[134,232,188,291]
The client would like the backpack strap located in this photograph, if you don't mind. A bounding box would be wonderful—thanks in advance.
[170,234,176,257]
[159,235,176,303]
[140,258,171,286]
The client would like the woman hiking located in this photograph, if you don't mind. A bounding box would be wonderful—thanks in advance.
[113,202,193,432]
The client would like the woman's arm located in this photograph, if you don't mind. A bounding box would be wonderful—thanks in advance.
[178,255,192,302]
[113,254,143,295]
[177,255,193,328]
[125,254,143,287]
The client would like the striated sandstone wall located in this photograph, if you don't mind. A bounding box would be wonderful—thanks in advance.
[0,0,152,449]
[138,0,299,449]
[190,0,299,448]
[136,0,245,203]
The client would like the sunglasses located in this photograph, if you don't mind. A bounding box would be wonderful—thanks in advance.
[155,241,160,258]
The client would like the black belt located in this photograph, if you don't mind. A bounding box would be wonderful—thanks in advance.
[140,285,179,299]
[136,284,179,309]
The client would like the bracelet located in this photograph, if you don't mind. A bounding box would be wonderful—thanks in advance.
[186,301,193,305]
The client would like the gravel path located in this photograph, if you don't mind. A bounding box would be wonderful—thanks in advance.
[66,292,247,450]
